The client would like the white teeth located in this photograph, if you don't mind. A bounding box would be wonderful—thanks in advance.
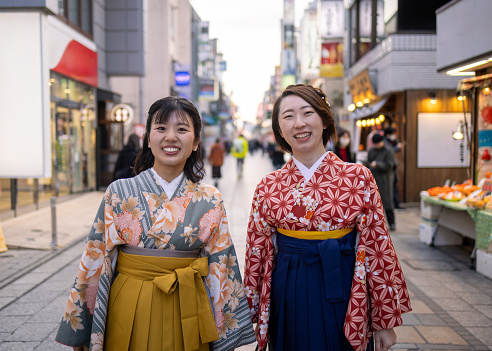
[295,133,310,139]
[163,147,179,152]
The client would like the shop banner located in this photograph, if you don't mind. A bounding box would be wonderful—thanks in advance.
[199,78,217,101]
[320,42,343,77]
[359,0,384,38]
[477,88,492,180]
[284,0,294,25]
[283,50,296,75]
[319,0,344,39]
[284,24,295,50]
[348,69,375,104]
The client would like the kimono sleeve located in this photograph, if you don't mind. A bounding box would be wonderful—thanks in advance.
[243,180,275,350]
[55,188,124,347]
[202,196,256,350]
[356,168,412,332]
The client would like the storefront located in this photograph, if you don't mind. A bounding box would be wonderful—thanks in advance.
[418,0,492,279]
[347,68,466,203]
[0,11,118,217]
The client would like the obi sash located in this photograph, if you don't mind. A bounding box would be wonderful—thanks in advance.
[106,246,219,351]
[275,227,356,302]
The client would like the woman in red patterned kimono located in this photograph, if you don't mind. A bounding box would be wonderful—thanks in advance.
[244,84,411,351]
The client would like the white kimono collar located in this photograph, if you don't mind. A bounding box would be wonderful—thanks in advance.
[292,151,329,183]
[151,168,184,199]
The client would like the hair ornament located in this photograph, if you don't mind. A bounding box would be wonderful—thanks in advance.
[315,87,331,108]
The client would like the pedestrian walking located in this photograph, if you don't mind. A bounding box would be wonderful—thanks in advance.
[244,84,411,351]
[208,138,224,187]
[231,133,248,178]
[333,129,356,163]
[367,133,397,231]
[383,127,403,209]
[55,96,255,350]
[113,133,140,180]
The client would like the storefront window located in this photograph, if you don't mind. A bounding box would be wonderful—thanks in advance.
[50,72,96,196]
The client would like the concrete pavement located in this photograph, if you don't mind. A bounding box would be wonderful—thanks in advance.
[0,151,491,350]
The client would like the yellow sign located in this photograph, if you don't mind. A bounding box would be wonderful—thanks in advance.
[348,70,375,104]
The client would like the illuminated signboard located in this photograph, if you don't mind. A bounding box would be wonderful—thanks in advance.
[175,71,191,86]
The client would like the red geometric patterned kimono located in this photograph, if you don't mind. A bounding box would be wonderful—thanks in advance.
[244,152,412,350]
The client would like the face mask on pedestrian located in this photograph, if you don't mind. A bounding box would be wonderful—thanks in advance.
[339,137,350,148]
[388,134,396,141]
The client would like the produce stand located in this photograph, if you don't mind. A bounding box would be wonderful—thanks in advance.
[420,195,492,279]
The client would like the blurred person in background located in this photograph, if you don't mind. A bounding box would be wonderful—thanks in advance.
[231,133,249,178]
[367,133,397,230]
[333,129,356,163]
[208,138,224,188]
[113,133,141,180]
[384,126,403,209]
[270,143,286,170]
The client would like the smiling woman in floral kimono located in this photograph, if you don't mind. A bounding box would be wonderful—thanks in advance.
[244,84,411,351]
[56,97,256,351]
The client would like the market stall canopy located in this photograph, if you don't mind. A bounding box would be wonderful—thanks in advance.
[459,73,492,91]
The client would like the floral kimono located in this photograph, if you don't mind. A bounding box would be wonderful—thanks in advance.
[244,152,412,351]
[56,169,256,350]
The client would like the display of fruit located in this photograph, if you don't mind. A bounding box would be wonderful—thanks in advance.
[467,197,485,209]
[442,191,464,201]
[454,183,481,196]
[427,186,454,197]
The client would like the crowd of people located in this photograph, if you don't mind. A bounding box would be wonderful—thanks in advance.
[55,86,411,351]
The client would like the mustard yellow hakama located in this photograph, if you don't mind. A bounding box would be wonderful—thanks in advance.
[104,249,219,351]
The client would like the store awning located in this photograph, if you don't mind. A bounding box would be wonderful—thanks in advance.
[349,96,389,120]
[459,73,492,91]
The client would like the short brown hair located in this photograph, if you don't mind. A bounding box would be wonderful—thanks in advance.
[271,84,337,154]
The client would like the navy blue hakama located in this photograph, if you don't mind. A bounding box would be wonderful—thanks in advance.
[269,229,363,351]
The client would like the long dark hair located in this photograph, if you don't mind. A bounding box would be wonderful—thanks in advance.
[271,84,337,154]
[133,97,204,182]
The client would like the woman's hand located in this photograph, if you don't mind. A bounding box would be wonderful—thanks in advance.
[374,328,396,351]
[72,346,88,351]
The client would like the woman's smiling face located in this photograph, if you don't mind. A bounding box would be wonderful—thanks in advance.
[149,111,199,177]
[278,94,327,160]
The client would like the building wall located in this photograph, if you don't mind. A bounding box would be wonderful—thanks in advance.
[109,0,193,124]
[93,0,110,89]
[436,0,492,71]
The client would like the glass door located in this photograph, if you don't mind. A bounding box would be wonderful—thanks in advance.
[55,106,71,195]
[70,109,83,192]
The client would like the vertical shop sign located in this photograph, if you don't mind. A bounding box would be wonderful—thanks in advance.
[319,0,344,39]
[320,42,343,77]
[476,88,492,180]
[359,0,384,38]
[282,0,296,88]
